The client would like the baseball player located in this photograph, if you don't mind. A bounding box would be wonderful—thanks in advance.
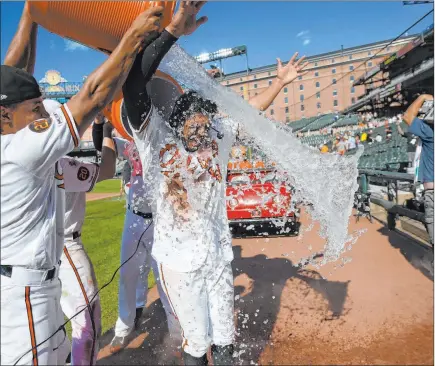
[44,100,117,366]
[1,4,166,364]
[119,5,307,362]
[121,161,132,204]
[93,128,181,353]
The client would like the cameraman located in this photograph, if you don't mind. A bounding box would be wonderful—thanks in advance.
[404,94,434,246]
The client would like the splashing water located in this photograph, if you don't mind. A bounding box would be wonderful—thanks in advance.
[155,45,362,264]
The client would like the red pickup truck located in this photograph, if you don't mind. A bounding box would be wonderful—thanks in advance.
[226,168,300,238]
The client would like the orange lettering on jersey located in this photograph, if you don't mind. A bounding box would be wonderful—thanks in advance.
[57,183,65,189]
[28,118,52,133]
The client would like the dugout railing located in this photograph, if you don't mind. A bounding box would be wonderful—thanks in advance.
[358,169,425,230]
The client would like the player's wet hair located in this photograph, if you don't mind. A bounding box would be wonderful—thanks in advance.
[169,90,218,137]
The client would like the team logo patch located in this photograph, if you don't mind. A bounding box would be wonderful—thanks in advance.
[29,118,51,133]
[77,166,90,181]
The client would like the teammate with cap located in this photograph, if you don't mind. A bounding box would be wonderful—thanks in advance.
[1,4,166,364]
[116,2,307,363]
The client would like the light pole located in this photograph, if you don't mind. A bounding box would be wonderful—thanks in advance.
[195,45,249,76]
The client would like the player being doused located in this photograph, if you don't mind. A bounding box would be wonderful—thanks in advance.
[160,91,223,221]
[118,3,307,363]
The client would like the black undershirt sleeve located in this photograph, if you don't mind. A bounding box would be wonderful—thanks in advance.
[92,123,104,152]
[122,30,178,132]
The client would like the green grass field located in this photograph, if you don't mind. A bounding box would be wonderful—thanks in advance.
[65,188,155,335]
[92,178,122,194]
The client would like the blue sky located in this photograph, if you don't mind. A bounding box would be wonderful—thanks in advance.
[1,1,433,82]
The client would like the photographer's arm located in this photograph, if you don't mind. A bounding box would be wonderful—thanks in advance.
[403,94,433,126]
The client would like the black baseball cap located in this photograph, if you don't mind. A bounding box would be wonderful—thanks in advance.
[0,65,41,106]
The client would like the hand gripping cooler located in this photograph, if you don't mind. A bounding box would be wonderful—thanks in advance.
[27,1,176,54]
[27,1,182,140]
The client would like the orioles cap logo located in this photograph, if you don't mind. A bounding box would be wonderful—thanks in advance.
[77,166,90,181]
[29,118,52,133]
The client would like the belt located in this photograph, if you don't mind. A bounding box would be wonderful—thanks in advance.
[1,263,60,284]
[128,204,152,219]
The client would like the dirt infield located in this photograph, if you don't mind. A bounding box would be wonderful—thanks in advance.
[86,192,121,202]
[96,213,433,365]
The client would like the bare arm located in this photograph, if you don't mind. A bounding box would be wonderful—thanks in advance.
[249,52,307,111]
[403,94,433,125]
[249,79,286,111]
[3,2,37,74]
[94,120,116,182]
[97,137,117,182]
[66,7,164,136]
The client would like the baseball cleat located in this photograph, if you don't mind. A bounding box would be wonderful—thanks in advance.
[211,344,234,365]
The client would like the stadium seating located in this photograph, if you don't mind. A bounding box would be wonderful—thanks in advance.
[333,114,359,127]
[290,111,410,173]
[300,113,336,132]
[286,116,317,132]
[355,123,408,171]
[300,134,331,147]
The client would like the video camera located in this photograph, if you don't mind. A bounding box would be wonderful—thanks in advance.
[418,100,434,123]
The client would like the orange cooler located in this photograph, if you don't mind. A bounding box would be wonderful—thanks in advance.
[28,1,176,54]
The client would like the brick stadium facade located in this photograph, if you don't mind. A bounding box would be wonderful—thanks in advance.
[43,35,414,141]
[218,36,415,122]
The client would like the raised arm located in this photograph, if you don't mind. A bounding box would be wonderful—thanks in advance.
[66,6,165,136]
[122,31,178,132]
[403,94,434,126]
[249,52,307,111]
[97,122,117,182]
[3,2,37,75]
[123,1,208,132]
[92,114,106,152]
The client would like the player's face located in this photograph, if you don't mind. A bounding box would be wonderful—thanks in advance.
[1,97,49,134]
[182,113,211,152]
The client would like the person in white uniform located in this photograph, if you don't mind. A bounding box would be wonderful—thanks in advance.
[45,100,117,366]
[119,3,307,363]
[1,4,167,364]
[106,134,181,354]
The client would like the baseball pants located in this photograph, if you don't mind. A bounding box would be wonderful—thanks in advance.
[59,241,102,366]
[424,189,434,246]
[114,210,180,339]
[158,256,235,358]
[1,269,70,365]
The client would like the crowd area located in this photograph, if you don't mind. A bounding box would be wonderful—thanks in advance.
[294,112,416,162]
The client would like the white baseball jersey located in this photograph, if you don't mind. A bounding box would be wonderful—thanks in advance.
[132,111,237,273]
[57,157,100,249]
[114,137,151,213]
[1,104,80,269]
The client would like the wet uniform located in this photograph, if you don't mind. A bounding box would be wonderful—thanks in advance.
[121,29,237,358]
[112,137,180,341]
